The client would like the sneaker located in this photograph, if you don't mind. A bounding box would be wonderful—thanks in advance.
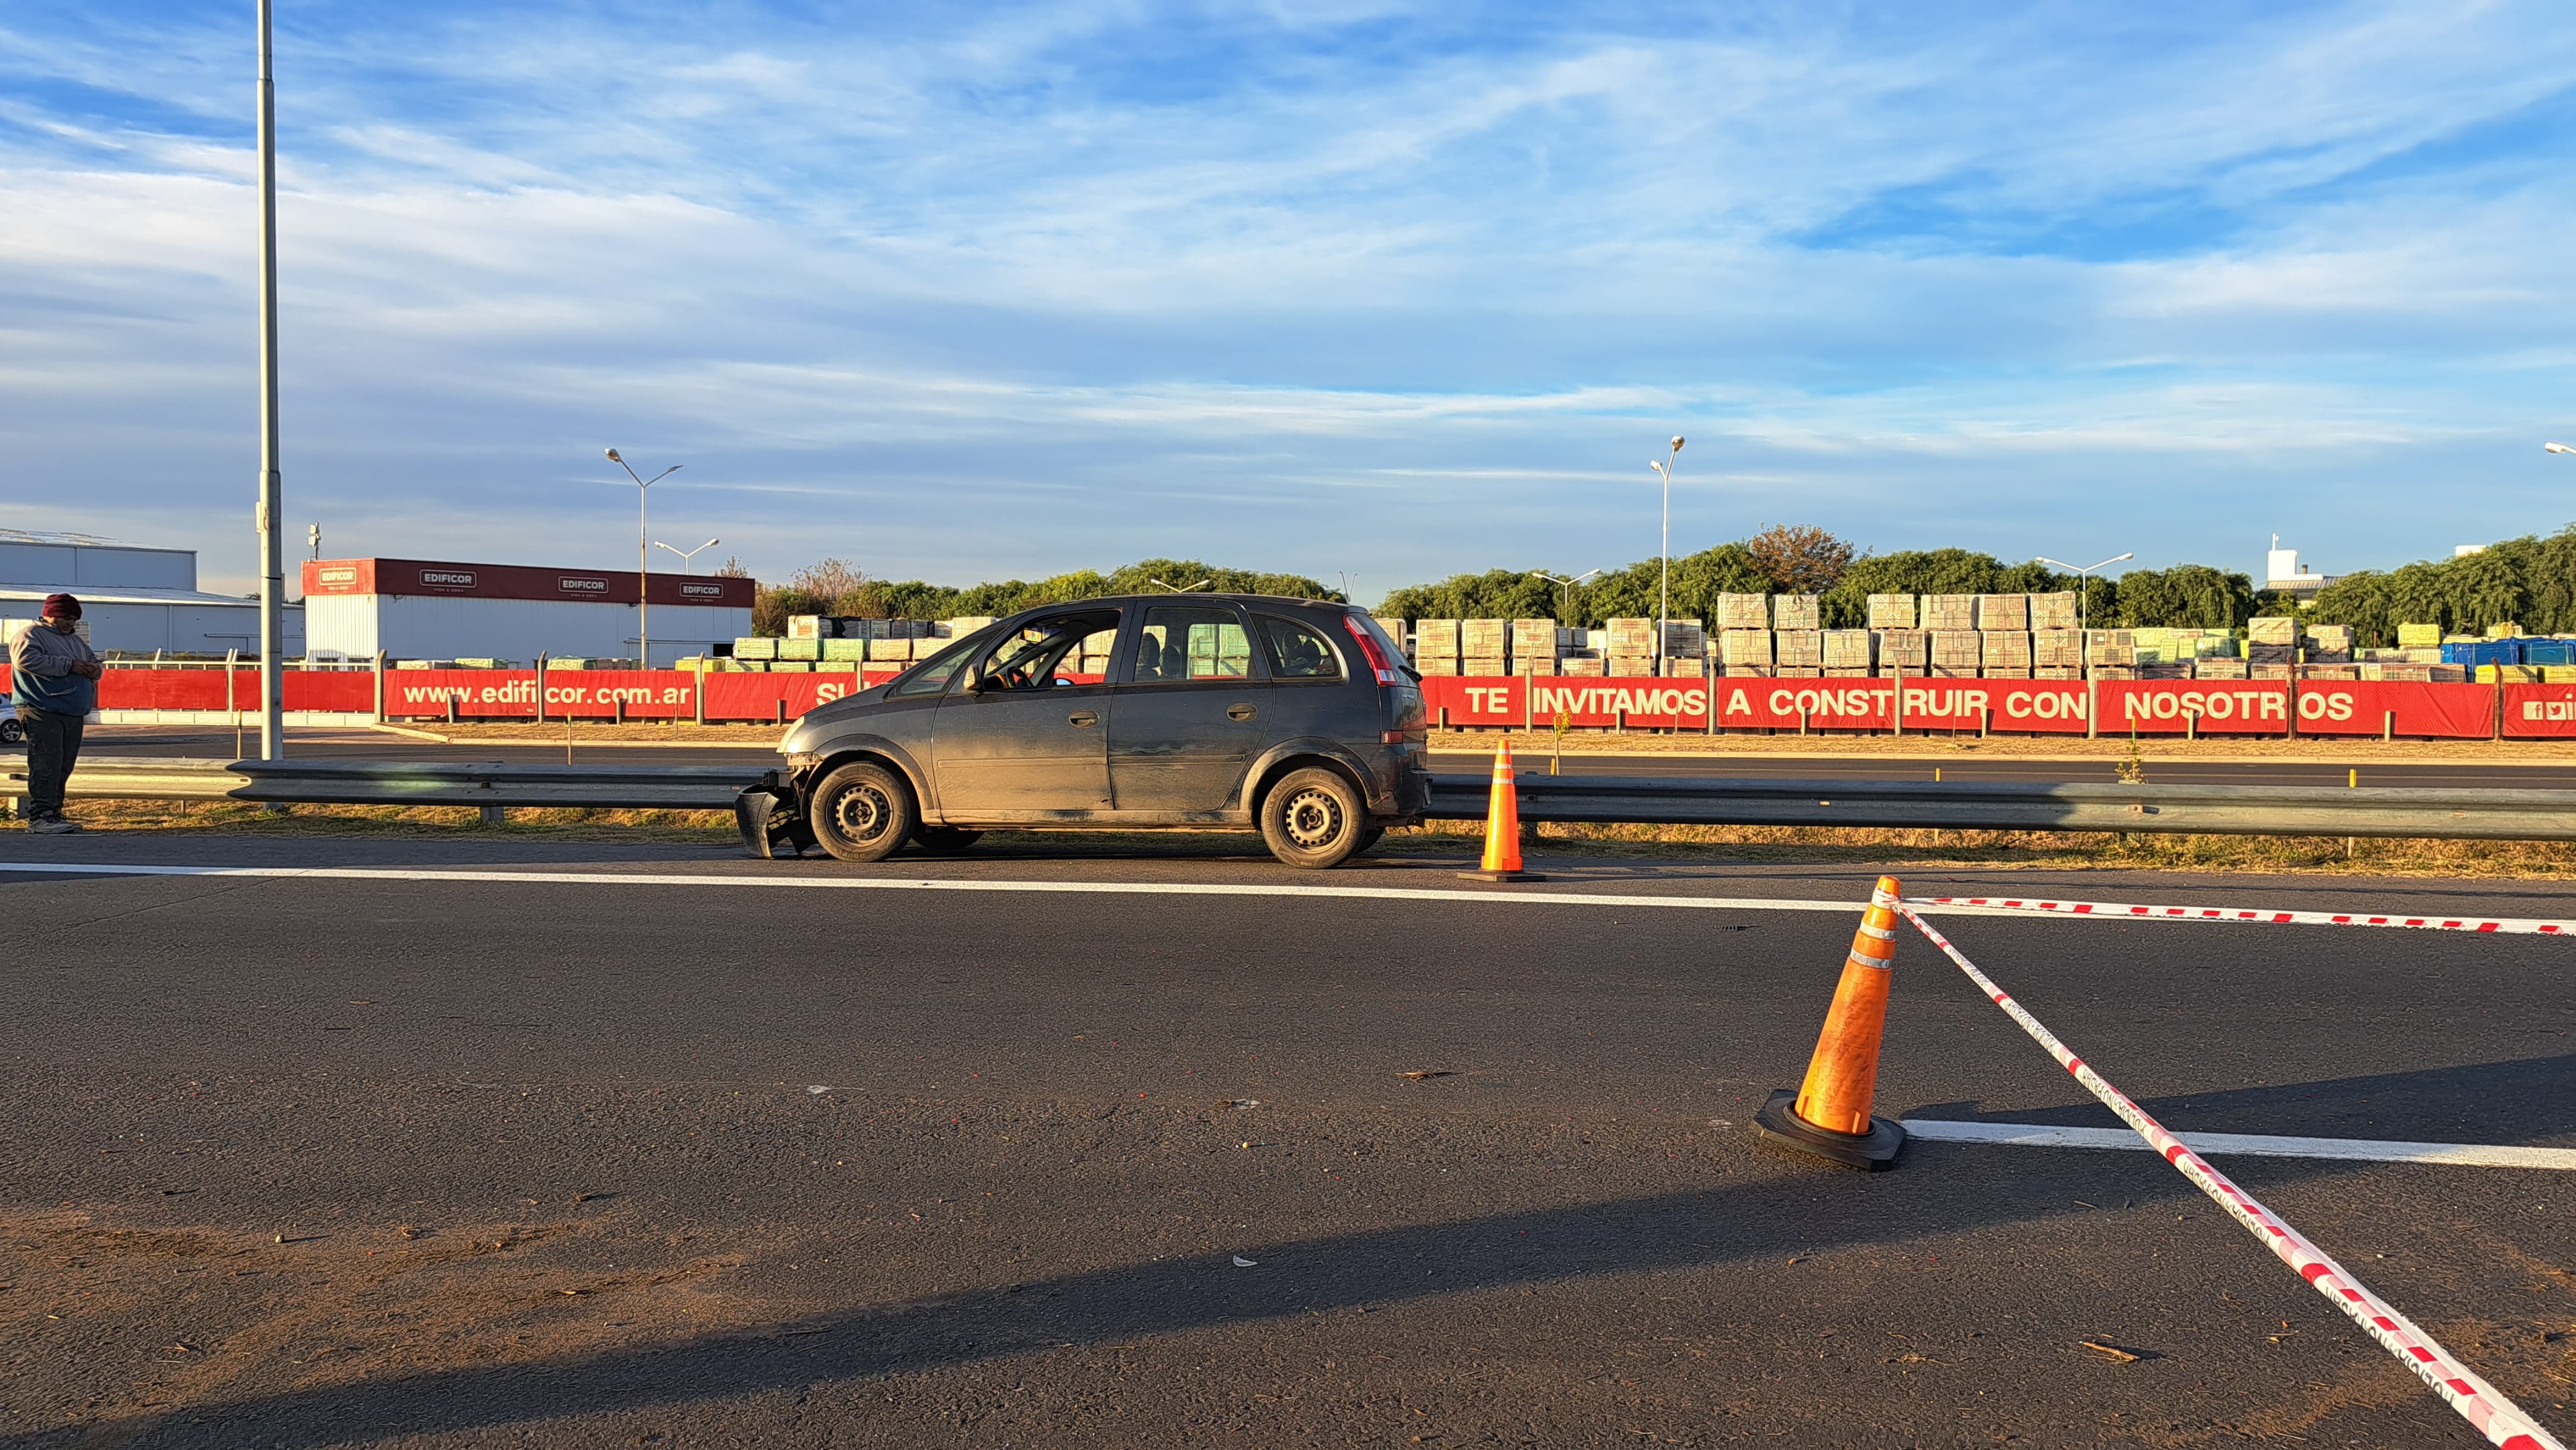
[27,815,80,835]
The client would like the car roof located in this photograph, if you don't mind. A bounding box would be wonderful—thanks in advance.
[1006,593,1350,616]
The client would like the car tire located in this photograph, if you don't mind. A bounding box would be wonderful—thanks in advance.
[810,762,914,863]
[914,827,983,856]
[0,717,20,746]
[1260,766,1365,869]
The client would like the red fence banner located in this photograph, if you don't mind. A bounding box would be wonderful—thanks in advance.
[383,669,542,718]
[286,671,377,713]
[2292,681,2494,739]
[2504,682,2576,738]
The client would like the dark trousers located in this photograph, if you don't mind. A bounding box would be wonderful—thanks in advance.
[18,708,83,818]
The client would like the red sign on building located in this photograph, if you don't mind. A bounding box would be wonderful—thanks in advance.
[301,558,754,609]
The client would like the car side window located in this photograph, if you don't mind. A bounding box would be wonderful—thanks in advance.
[1255,615,1342,680]
[1129,607,1250,682]
[970,610,1121,692]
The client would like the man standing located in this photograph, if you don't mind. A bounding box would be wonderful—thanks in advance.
[11,594,101,835]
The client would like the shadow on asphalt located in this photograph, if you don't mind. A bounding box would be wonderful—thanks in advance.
[10,1157,2221,1449]
[31,1050,2575,1448]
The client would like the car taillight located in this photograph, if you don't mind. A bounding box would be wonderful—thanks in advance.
[1344,615,1399,685]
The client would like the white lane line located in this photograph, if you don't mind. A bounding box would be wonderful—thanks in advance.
[0,861,1933,914]
[0,863,2556,937]
[1902,1119,2576,1171]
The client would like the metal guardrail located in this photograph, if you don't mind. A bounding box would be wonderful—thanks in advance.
[17,757,2576,841]
[1425,771,2576,841]
[19,756,756,810]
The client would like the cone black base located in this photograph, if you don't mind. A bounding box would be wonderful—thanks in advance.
[1752,1088,1904,1171]
[1456,869,1547,882]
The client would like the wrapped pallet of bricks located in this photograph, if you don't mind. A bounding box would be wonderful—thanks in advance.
[2247,641,2294,666]
[786,615,834,640]
[2086,629,2136,668]
[1867,593,1917,630]
[1980,630,2032,677]
[1460,617,1508,661]
[733,636,778,661]
[1659,620,1705,661]
[1923,594,1977,632]
[1412,619,1460,667]
[2029,591,2079,630]
[2395,622,2442,649]
[1511,619,1556,668]
[1604,617,1657,661]
[2034,666,2082,680]
[1719,628,1773,672]
[1772,594,1822,631]
[2305,624,2354,663]
[777,637,823,662]
[1559,655,1606,677]
[1929,629,1982,677]
[2033,629,2081,670]
[1975,594,2030,632]
[1822,629,1873,669]
[1371,618,1410,661]
[1663,656,1709,678]
[1873,629,1928,675]
[1775,629,1823,669]
[821,638,867,662]
[861,637,907,662]
[2247,616,2299,648]
[1609,654,1658,677]
[1715,593,1769,630]
[2195,657,2248,680]
[942,617,995,638]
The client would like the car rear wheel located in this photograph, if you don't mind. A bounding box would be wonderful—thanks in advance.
[811,762,914,862]
[1260,766,1365,869]
[914,827,983,856]
[0,717,21,746]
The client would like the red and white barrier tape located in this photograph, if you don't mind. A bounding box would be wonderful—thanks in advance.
[1895,902,2565,1450]
[1928,893,2575,937]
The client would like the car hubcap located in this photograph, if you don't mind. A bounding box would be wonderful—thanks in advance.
[832,785,892,841]
[1281,788,1342,849]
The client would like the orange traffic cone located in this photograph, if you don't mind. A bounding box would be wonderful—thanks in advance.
[1754,875,1907,1170]
[1456,739,1545,882]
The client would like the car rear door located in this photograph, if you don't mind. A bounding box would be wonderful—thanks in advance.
[930,610,1121,821]
[1107,603,1271,818]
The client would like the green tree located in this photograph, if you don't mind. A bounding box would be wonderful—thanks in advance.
[2111,565,2255,628]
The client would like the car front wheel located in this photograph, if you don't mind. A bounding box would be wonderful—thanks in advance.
[1260,766,1366,869]
[811,762,914,862]
[0,717,21,746]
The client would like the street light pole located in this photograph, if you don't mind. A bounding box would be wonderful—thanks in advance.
[1647,436,1683,663]
[2036,552,2133,678]
[606,449,680,666]
[255,0,284,760]
[1530,568,1601,623]
[655,537,721,574]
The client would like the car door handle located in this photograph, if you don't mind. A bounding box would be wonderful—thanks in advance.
[1227,703,1258,721]
[1068,710,1099,727]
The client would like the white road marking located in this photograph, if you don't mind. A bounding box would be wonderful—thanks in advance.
[1902,1118,2576,1171]
[0,862,2561,936]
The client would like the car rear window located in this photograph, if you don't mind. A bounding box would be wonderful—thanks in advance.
[1254,614,1342,680]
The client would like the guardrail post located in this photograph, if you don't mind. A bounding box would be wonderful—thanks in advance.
[2286,682,2298,740]
[614,697,627,726]
[372,650,386,723]
[480,804,503,826]
[2086,675,2099,739]
[1892,671,1905,738]
[2383,709,2394,742]
[534,655,547,724]
[697,668,710,727]
[445,695,458,726]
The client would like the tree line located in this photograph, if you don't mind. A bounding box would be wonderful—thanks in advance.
[729,522,2576,647]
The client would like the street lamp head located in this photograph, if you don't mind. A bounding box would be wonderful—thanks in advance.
[2548,441,2575,454]
[2111,552,2134,562]
[604,448,622,462]
[1669,436,1684,451]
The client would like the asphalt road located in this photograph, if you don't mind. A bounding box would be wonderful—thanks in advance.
[3,835,2570,1447]
[54,726,2576,789]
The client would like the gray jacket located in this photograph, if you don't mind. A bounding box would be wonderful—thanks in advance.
[10,623,99,716]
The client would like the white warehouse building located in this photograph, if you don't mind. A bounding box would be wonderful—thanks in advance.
[0,528,304,656]
[300,557,753,667]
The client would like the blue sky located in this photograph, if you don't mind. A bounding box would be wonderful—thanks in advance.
[5,2,2574,603]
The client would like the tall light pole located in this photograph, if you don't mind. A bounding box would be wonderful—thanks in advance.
[255,0,284,759]
[2037,552,2133,677]
[655,537,721,574]
[1530,568,1601,623]
[1647,436,1684,661]
[606,448,680,666]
